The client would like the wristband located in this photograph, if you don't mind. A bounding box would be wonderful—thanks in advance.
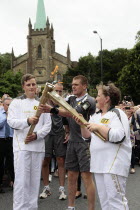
[50,107,59,115]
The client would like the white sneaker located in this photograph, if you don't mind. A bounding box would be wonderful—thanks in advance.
[59,189,67,200]
[39,187,51,199]
[49,174,52,182]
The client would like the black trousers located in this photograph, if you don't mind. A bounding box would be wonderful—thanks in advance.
[135,139,140,160]
[0,138,14,185]
[131,147,135,168]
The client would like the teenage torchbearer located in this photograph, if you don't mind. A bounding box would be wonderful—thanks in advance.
[7,74,52,210]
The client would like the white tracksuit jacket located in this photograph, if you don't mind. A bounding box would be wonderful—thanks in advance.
[7,96,52,152]
[89,108,132,177]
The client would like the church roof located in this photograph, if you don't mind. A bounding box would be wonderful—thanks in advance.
[34,0,46,30]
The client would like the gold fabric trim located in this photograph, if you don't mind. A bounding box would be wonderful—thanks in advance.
[108,144,121,172]
[111,174,127,210]
[15,134,21,151]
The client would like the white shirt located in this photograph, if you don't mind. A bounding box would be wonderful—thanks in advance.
[7,97,51,153]
[89,108,132,177]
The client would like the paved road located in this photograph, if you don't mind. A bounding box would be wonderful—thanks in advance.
[0,165,140,210]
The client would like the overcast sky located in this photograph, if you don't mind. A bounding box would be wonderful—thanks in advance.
[0,0,140,61]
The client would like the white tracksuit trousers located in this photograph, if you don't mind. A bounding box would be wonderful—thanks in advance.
[94,173,129,210]
[13,151,44,210]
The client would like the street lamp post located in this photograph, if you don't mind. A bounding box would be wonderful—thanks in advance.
[93,31,103,82]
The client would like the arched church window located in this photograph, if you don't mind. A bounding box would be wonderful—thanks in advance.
[37,45,42,58]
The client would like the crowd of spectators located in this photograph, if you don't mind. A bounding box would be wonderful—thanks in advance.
[118,96,140,174]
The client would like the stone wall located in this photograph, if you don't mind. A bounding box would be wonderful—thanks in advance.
[13,61,27,75]
[13,53,28,67]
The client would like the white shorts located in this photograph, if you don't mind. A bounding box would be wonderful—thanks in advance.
[94,173,129,210]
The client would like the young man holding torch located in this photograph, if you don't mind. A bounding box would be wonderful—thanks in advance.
[7,74,52,210]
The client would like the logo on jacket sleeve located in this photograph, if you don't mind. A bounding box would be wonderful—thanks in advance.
[100,118,110,124]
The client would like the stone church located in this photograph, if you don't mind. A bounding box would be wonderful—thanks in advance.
[11,0,76,84]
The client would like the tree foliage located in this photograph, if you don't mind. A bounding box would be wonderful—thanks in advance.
[0,70,23,98]
[102,48,128,84]
[63,37,140,104]
[0,53,23,98]
[63,48,130,99]
[135,30,140,44]
[0,53,11,75]
[117,42,140,104]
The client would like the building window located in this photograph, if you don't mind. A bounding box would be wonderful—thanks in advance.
[37,45,42,58]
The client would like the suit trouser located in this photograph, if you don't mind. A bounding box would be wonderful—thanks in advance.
[0,139,5,185]
[94,173,129,210]
[0,138,14,184]
[13,151,44,210]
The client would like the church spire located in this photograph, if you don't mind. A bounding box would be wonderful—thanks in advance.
[67,44,71,59]
[67,44,71,66]
[11,48,15,69]
[34,0,46,30]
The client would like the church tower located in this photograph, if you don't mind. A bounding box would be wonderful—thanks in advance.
[27,0,55,83]
[11,0,75,85]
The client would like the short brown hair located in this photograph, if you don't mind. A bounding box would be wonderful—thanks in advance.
[96,82,121,106]
[21,74,36,86]
[73,75,88,86]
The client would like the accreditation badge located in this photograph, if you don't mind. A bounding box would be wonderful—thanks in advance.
[100,118,110,124]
